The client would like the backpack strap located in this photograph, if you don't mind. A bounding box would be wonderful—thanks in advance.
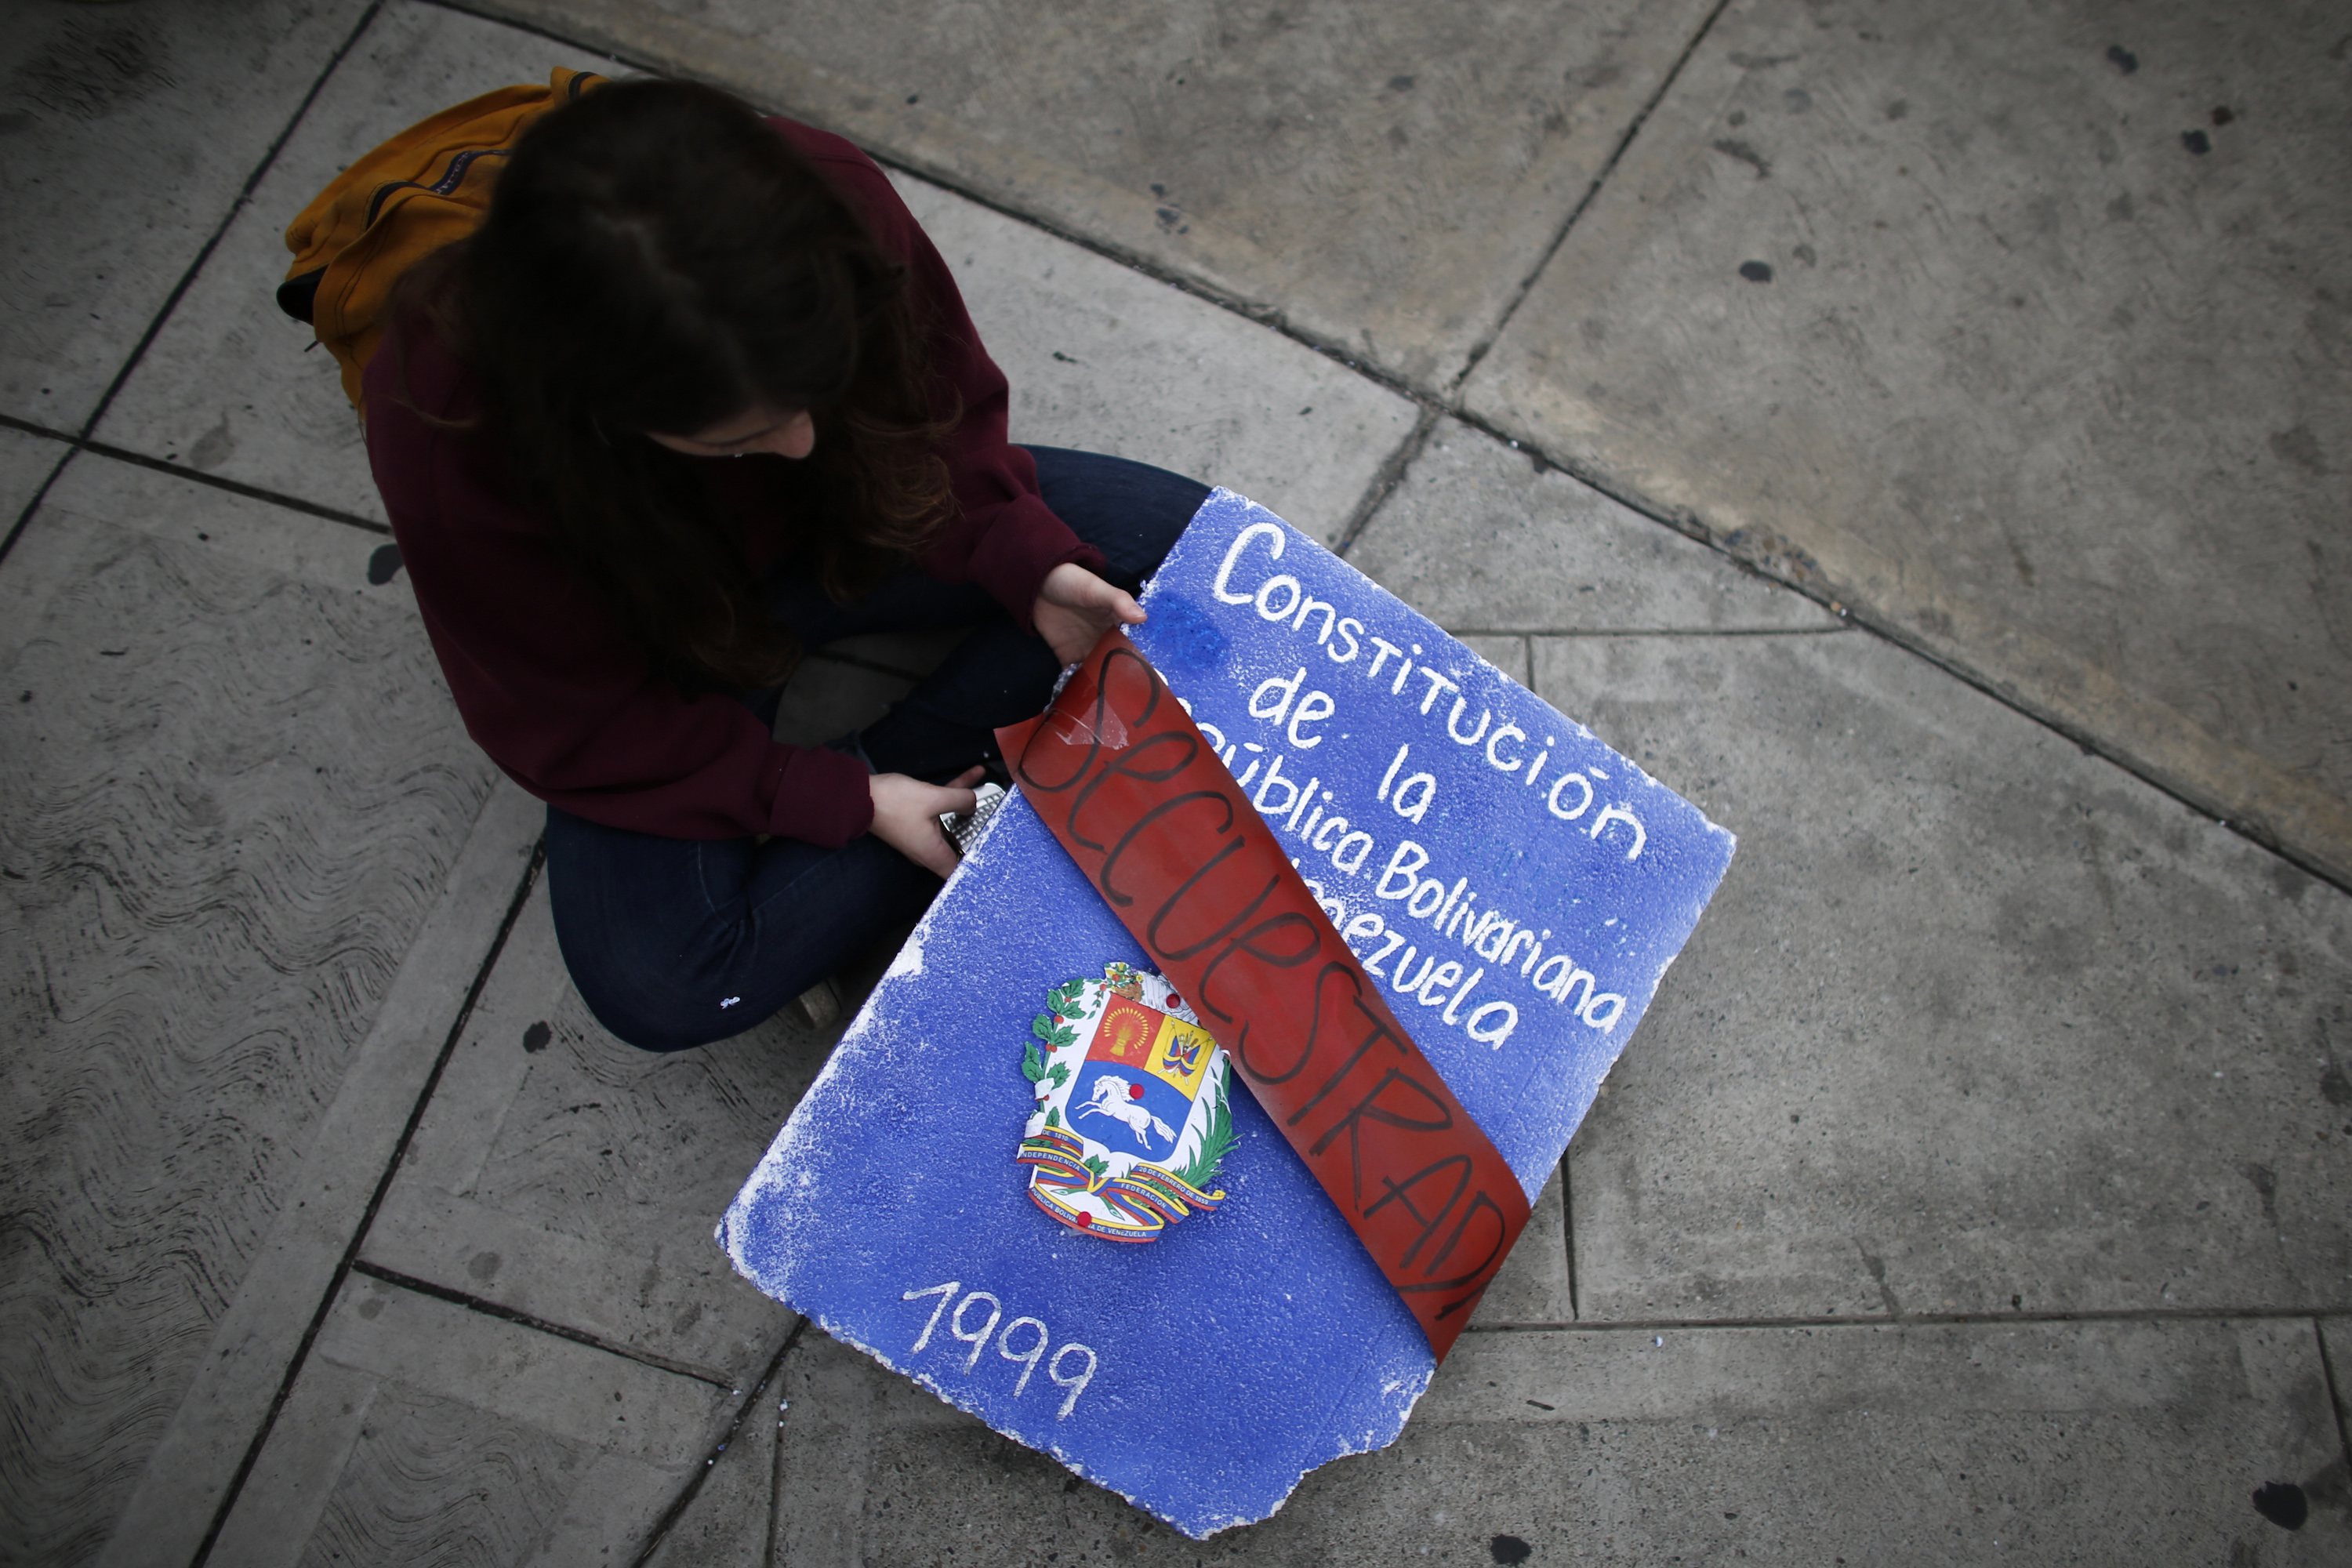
[280,67,604,414]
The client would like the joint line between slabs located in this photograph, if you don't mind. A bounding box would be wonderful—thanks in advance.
[0,0,390,578]
[0,433,78,586]
[1334,408,1439,558]
[187,839,545,1568]
[764,1321,797,1568]
[347,1259,735,1388]
[629,1318,808,1568]
[1560,1158,1579,1323]
[1451,625,1852,640]
[1462,1302,2350,1336]
[0,412,392,539]
[1446,0,1738,394]
[2315,1319,2352,1479]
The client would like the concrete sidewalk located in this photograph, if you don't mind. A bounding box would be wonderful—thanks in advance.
[2,1,2347,1563]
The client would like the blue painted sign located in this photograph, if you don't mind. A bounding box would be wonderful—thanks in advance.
[722,490,1735,1536]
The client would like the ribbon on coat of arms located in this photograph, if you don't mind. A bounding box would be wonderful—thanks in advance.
[997,632,1533,1363]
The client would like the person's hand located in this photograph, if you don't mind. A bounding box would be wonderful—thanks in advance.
[1033,562,1145,666]
[868,767,984,877]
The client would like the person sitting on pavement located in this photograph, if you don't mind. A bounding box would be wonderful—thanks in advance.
[364,78,1208,1051]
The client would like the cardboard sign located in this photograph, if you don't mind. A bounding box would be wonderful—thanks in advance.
[721,490,1735,1536]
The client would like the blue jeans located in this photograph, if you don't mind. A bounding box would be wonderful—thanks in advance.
[544,447,1210,1051]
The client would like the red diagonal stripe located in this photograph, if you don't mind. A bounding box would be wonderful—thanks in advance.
[999,631,1530,1362]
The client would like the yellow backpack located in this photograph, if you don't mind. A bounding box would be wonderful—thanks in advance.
[278,68,604,414]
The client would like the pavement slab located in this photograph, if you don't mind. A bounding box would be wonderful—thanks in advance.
[0,425,69,533]
[771,1313,2352,1562]
[1464,0,2352,887]
[1348,419,1841,633]
[97,0,1418,540]
[0,0,372,430]
[210,1273,729,1567]
[359,878,818,1388]
[457,0,1720,385]
[1534,630,2352,1323]
[0,454,499,1564]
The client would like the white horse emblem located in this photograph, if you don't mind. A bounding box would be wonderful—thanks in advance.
[1020,964,1236,1241]
[1074,1074,1176,1149]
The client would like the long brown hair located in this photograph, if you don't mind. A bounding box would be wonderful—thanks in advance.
[400,79,953,687]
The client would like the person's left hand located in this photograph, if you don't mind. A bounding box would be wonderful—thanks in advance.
[1033,561,1144,666]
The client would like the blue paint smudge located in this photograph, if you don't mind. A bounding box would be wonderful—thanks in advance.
[1141,591,1229,676]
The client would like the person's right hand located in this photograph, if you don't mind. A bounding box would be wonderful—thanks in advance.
[868,767,984,877]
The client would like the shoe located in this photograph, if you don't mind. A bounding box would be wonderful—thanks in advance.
[784,976,841,1031]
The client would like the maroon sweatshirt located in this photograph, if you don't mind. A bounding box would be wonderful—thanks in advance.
[364,118,1099,848]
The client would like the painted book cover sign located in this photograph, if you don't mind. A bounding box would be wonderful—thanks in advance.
[720,490,1736,1536]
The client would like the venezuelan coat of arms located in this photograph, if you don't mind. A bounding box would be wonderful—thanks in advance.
[1017,961,1236,1242]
